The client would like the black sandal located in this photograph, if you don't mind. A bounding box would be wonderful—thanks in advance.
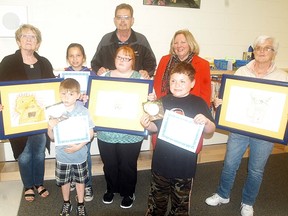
[35,185,49,198]
[24,188,35,202]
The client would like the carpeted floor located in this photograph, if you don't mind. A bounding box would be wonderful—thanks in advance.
[18,153,288,216]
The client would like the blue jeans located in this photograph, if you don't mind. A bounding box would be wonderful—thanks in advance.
[216,133,274,206]
[17,133,46,189]
[86,141,92,187]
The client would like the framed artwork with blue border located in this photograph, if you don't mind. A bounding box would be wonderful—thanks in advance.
[215,74,288,144]
[0,78,63,139]
[86,76,153,136]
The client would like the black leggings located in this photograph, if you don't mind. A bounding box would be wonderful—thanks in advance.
[97,139,142,197]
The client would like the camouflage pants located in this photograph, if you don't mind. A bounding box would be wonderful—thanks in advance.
[146,171,193,216]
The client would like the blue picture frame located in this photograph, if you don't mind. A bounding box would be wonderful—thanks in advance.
[0,78,63,140]
[86,76,153,136]
[215,74,288,144]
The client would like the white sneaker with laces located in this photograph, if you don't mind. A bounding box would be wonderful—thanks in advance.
[205,193,230,206]
[241,203,253,216]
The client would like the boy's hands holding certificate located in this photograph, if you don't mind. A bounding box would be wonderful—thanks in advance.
[193,114,210,125]
[64,143,84,154]
[193,113,215,135]
[48,115,91,153]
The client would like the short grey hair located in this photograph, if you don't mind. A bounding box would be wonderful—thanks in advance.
[15,24,42,44]
[253,35,279,52]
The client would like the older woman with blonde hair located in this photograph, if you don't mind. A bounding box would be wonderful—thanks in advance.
[0,24,55,202]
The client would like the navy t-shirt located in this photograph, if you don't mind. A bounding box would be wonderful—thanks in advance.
[152,94,215,179]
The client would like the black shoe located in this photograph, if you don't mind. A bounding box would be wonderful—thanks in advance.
[120,194,135,209]
[102,192,114,204]
[76,204,87,216]
[60,201,72,216]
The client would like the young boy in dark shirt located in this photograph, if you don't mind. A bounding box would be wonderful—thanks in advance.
[141,62,216,215]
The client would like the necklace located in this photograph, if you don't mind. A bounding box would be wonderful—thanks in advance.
[30,64,34,69]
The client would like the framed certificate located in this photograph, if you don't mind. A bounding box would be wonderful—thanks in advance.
[53,115,91,146]
[86,76,153,136]
[59,71,90,93]
[158,110,204,153]
[215,74,288,144]
[0,78,63,139]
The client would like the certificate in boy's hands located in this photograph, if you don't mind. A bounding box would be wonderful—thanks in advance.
[53,115,91,146]
[158,110,204,153]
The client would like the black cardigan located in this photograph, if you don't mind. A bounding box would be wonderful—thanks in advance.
[0,50,55,159]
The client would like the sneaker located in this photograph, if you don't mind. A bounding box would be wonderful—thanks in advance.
[241,203,254,216]
[205,193,230,206]
[120,194,135,209]
[84,186,94,202]
[102,191,114,204]
[76,204,87,216]
[70,181,76,192]
[60,202,72,216]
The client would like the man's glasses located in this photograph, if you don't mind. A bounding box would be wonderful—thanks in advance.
[21,34,37,41]
[116,56,132,62]
[115,15,131,21]
[254,46,274,52]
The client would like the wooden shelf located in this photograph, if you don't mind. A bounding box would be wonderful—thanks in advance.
[211,70,234,75]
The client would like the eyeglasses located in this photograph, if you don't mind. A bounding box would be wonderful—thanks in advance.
[254,46,274,52]
[21,34,37,41]
[115,15,131,21]
[116,56,132,62]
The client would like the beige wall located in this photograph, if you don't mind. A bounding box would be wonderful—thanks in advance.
[0,0,288,69]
